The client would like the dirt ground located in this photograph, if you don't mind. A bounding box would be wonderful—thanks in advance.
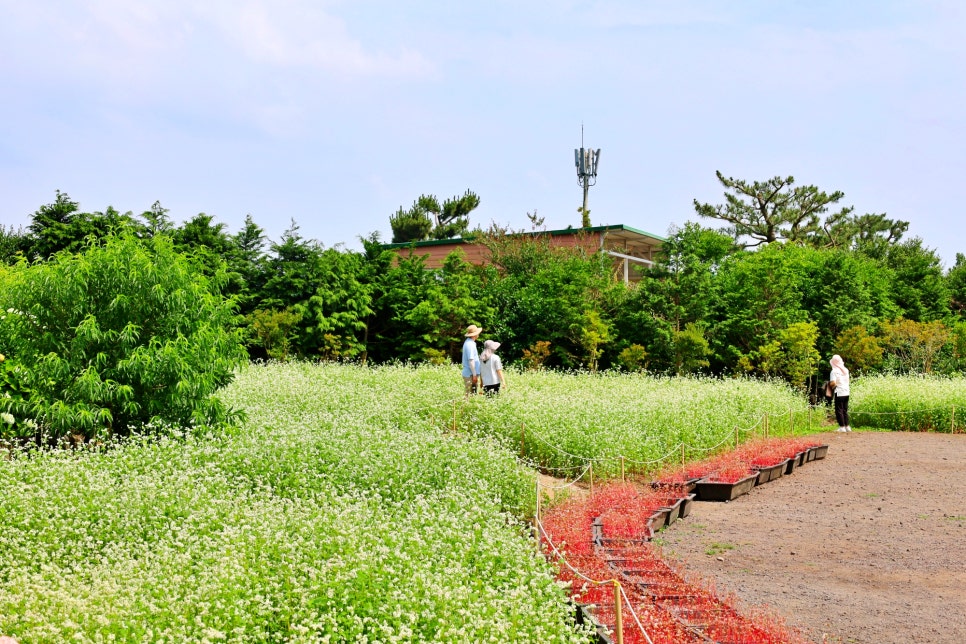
[657,431,966,644]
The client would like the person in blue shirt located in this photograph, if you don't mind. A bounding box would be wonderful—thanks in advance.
[462,325,482,396]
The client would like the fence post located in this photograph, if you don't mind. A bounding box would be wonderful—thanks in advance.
[764,412,769,439]
[521,423,525,456]
[735,426,739,449]
[789,407,794,434]
[534,477,541,554]
[452,400,457,433]
[589,462,594,497]
[613,580,624,644]
[808,407,812,433]
[681,442,686,467]
[953,406,956,433]
[620,456,625,482]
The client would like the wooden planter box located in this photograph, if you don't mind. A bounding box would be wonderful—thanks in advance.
[694,472,759,502]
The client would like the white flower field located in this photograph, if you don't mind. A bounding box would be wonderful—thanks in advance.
[1,363,962,642]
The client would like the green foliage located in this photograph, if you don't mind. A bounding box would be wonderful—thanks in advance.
[834,325,884,374]
[248,308,302,360]
[738,322,820,390]
[574,309,610,372]
[0,234,247,441]
[948,253,966,318]
[617,343,648,371]
[0,225,29,265]
[880,318,951,374]
[388,205,433,243]
[693,171,852,247]
[481,231,622,368]
[401,250,493,360]
[881,238,950,321]
[257,223,373,360]
[389,190,479,242]
[27,191,148,260]
[673,322,711,375]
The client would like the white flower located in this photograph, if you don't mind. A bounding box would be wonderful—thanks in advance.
[0,412,14,424]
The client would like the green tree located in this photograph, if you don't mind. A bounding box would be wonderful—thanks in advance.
[880,318,951,374]
[0,225,29,265]
[811,212,909,255]
[834,325,883,374]
[225,214,269,317]
[389,191,480,242]
[574,310,611,372]
[296,248,373,360]
[881,238,949,322]
[248,308,302,361]
[400,250,493,361]
[673,322,711,375]
[948,253,966,318]
[27,193,147,260]
[709,243,812,369]
[737,321,819,390]
[0,234,246,442]
[694,172,852,248]
[171,213,234,278]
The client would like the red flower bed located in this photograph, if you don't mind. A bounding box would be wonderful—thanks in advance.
[543,436,817,643]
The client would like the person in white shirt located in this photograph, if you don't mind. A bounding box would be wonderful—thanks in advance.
[829,354,851,432]
[479,339,507,395]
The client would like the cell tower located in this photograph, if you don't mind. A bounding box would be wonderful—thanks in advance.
[574,124,600,228]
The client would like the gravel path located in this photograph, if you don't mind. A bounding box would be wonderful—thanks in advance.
[657,431,966,644]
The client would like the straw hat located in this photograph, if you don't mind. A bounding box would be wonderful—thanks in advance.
[465,324,483,337]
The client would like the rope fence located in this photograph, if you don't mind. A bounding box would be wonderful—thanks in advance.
[538,516,653,644]
[433,389,963,643]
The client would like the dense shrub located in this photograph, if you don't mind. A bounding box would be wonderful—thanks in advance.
[0,234,247,442]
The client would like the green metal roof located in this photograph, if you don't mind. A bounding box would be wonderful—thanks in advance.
[381,223,666,249]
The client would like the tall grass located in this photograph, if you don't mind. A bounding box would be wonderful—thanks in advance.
[851,374,966,432]
[462,369,810,477]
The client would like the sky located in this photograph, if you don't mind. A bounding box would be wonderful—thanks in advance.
[2,1,965,267]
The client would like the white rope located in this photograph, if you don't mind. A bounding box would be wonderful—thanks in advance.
[538,463,594,491]
[619,443,683,466]
[619,583,655,644]
[536,517,654,644]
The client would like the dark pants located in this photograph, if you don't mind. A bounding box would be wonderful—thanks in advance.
[483,384,501,396]
[834,395,849,427]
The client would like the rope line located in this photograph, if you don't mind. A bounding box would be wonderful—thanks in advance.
[537,463,594,491]
[536,517,654,644]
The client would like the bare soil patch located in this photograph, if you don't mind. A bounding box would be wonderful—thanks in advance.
[657,431,966,644]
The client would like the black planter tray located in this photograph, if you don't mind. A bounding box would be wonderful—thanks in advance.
[809,444,829,460]
[650,477,701,496]
[678,493,697,519]
[694,472,759,502]
[754,460,788,485]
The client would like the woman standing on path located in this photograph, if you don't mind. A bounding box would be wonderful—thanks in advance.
[830,354,851,432]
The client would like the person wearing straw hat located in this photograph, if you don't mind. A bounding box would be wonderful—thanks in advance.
[479,339,507,395]
[462,324,482,396]
[829,354,851,432]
